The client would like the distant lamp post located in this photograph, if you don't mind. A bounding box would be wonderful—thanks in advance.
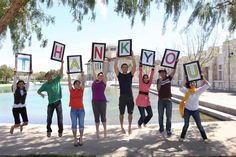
[227,38,234,91]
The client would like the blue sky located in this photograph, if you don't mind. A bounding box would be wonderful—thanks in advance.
[0,0,233,72]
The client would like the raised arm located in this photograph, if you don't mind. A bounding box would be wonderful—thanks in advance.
[114,57,119,76]
[12,70,17,92]
[81,71,85,88]
[139,63,143,84]
[67,73,72,90]
[25,71,32,91]
[59,60,64,78]
[149,66,155,83]
[92,62,96,81]
[103,60,109,84]
[131,55,136,75]
[169,59,178,78]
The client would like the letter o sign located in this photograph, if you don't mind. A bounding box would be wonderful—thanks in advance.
[165,52,176,64]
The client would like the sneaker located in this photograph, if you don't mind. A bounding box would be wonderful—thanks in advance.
[203,139,209,143]
[159,129,164,133]
[179,138,184,142]
[74,139,79,147]
[47,132,51,137]
[167,131,172,136]
[58,133,62,137]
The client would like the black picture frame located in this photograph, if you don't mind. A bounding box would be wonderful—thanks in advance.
[160,48,180,69]
[117,39,132,57]
[91,42,106,62]
[51,41,65,62]
[67,55,83,74]
[140,49,156,67]
[15,53,32,73]
[183,61,203,82]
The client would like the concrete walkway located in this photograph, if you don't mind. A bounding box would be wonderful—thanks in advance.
[0,122,236,156]
[171,86,236,115]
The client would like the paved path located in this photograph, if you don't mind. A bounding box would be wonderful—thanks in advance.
[0,122,236,156]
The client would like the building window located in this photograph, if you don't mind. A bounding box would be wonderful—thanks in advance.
[218,64,223,80]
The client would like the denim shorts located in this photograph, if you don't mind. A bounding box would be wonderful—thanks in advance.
[70,108,85,131]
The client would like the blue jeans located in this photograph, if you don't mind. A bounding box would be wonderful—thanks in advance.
[47,100,63,133]
[138,106,153,126]
[180,108,207,139]
[158,99,172,132]
[70,108,85,131]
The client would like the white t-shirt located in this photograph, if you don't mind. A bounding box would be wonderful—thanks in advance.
[180,83,210,111]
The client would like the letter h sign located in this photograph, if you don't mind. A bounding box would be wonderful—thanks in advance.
[51,41,65,62]
[91,42,106,62]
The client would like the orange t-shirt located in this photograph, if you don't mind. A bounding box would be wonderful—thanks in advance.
[69,88,84,109]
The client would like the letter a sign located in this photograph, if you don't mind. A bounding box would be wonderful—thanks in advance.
[183,61,202,82]
[118,39,132,57]
[67,55,83,74]
[91,42,106,62]
[51,41,65,62]
[161,49,180,69]
[140,49,155,67]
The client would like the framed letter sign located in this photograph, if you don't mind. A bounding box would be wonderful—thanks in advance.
[67,55,83,74]
[51,41,65,62]
[183,61,202,82]
[118,39,132,57]
[160,49,180,69]
[15,53,32,73]
[140,49,155,67]
[91,42,106,62]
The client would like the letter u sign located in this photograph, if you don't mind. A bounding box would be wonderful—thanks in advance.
[183,61,202,82]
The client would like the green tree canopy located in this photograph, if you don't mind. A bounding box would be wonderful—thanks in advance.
[1,0,236,53]
[0,64,14,83]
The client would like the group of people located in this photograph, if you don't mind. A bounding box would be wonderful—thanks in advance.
[10,54,210,146]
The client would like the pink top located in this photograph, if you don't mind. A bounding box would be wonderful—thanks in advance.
[136,66,154,107]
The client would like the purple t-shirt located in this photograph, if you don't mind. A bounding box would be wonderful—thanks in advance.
[92,80,106,102]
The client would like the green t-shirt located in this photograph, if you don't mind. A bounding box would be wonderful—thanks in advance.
[38,75,62,104]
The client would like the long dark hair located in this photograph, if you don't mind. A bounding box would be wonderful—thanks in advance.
[142,74,149,84]
[185,81,197,89]
[16,80,25,89]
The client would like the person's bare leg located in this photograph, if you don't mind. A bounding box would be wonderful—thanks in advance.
[20,122,28,132]
[96,123,100,139]
[79,129,84,145]
[72,130,78,146]
[119,114,126,134]
[128,114,133,135]
[102,122,107,138]
[10,124,20,134]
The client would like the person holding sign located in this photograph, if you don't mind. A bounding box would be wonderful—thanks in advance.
[37,61,64,138]
[114,53,136,135]
[179,76,210,142]
[67,72,85,146]
[10,70,32,134]
[136,63,155,128]
[91,60,109,139]
[156,62,178,137]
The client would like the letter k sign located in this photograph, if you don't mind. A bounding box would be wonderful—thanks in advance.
[118,39,132,57]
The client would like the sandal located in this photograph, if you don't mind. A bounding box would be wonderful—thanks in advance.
[74,139,79,147]
[78,137,83,146]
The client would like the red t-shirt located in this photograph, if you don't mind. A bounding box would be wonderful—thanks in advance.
[69,88,84,109]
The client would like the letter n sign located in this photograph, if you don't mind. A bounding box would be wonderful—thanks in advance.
[67,55,83,74]
[118,39,132,57]
[91,43,106,62]
[140,49,155,67]
[161,49,180,69]
[51,41,65,62]
[183,61,202,82]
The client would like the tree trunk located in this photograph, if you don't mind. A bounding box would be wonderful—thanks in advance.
[0,0,29,34]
